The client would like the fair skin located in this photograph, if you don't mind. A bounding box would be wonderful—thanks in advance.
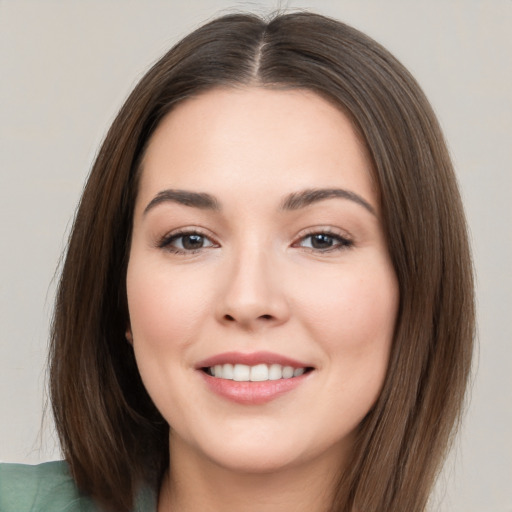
[126,87,399,512]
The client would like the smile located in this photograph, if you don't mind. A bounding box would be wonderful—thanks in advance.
[196,352,314,404]
[205,363,308,381]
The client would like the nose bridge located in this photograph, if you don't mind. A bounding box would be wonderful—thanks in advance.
[217,237,289,328]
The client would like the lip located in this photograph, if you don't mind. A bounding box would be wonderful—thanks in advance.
[199,371,311,405]
[195,351,310,369]
[196,351,314,405]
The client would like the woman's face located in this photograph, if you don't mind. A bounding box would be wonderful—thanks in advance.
[126,87,399,476]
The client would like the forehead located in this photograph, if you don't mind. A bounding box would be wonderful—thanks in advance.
[137,86,375,211]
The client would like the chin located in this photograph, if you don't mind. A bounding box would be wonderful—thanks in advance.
[188,428,349,477]
[206,445,308,475]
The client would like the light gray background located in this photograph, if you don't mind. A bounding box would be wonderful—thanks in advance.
[1,1,511,511]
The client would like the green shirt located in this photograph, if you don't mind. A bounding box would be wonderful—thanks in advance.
[0,460,156,512]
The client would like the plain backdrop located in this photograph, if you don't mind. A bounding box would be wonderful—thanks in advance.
[1,1,511,511]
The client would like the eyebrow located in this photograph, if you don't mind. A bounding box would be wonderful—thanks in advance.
[143,189,220,215]
[280,188,376,215]
[143,187,375,216]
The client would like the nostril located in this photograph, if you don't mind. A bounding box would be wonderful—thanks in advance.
[223,313,273,322]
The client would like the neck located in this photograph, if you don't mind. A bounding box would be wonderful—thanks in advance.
[158,438,344,512]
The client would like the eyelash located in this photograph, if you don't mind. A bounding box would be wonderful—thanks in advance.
[157,229,354,255]
[157,229,217,254]
[293,229,354,253]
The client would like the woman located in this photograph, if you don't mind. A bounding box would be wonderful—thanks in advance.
[0,11,474,512]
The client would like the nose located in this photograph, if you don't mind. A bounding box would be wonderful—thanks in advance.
[215,246,290,330]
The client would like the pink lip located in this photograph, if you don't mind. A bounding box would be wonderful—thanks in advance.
[195,351,314,405]
[199,371,310,405]
[195,351,310,369]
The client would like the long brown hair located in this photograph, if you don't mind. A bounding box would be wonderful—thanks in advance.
[49,12,474,512]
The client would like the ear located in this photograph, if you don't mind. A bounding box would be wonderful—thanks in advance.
[125,327,133,345]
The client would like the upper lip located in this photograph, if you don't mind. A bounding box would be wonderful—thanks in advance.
[196,351,312,369]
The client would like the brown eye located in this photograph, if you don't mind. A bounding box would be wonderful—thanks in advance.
[310,234,335,249]
[181,234,206,250]
[297,232,353,252]
[160,231,216,253]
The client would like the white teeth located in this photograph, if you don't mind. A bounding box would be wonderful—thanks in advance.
[233,364,250,381]
[268,364,282,380]
[282,366,294,379]
[250,364,269,381]
[222,363,234,379]
[207,363,307,382]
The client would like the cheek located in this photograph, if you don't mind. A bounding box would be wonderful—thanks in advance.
[125,260,214,423]
[299,261,397,340]
[296,258,398,388]
[126,260,214,354]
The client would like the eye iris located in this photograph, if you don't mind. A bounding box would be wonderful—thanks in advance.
[311,234,334,249]
[182,234,204,250]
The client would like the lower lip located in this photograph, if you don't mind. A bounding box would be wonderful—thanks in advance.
[199,371,310,405]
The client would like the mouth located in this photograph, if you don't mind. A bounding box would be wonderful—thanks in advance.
[196,351,314,404]
[202,363,313,382]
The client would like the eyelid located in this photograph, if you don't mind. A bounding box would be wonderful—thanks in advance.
[157,227,220,253]
[291,227,354,252]
[155,225,353,254]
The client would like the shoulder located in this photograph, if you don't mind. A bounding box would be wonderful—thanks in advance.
[0,460,99,512]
